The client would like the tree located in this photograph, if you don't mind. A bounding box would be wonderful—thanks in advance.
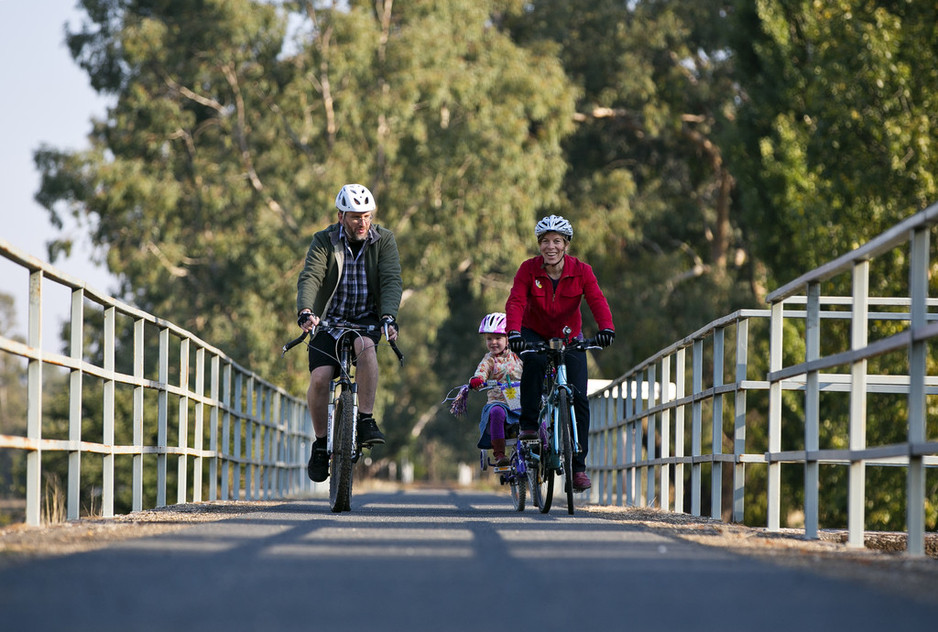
[34,0,577,473]
[499,0,753,372]
[729,0,938,287]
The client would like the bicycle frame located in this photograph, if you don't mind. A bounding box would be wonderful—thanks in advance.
[326,333,359,459]
[540,341,581,458]
[522,328,600,514]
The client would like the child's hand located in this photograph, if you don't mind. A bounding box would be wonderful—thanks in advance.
[469,377,485,390]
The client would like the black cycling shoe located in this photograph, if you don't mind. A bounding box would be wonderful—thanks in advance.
[307,440,329,482]
[518,428,540,453]
[357,416,386,446]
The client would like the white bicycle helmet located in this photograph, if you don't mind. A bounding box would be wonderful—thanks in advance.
[478,312,507,335]
[535,214,573,240]
[335,183,376,213]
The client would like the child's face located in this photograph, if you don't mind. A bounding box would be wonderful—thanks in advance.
[484,333,508,355]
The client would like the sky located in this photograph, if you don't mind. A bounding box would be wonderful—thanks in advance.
[0,1,115,339]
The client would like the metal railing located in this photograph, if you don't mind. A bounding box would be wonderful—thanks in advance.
[587,203,938,556]
[0,239,315,526]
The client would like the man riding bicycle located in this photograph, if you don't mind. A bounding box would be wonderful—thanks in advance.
[296,183,403,483]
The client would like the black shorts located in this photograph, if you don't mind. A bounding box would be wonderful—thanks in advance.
[307,321,382,374]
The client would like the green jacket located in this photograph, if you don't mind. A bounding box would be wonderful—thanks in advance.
[296,222,402,320]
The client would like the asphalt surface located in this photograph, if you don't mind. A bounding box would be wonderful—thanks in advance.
[1,488,936,631]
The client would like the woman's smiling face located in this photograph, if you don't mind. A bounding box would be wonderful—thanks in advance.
[538,232,568,265]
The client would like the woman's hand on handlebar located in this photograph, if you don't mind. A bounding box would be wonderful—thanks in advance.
[297,310,320,333]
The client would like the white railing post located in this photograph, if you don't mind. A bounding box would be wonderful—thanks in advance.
[193,346,205,503]
[132,318,144,512]
[712,327,725,519]
[233,373,243,500]
[177,338,190,504]
[732,318,748,523]
[67,288,84,521]
[907,227,928,556]
[804,282,821,539]
[646,364,657,506]
[209,354,220,501]
[767,300,783,531]
[102,306,116,518]
[157,327,169,508]
[847,260,869,548]
[624,376,635,506]
[659,354,671,511]
[691,338,703,516]
[221,362,232,501]
[675,346,686,513]
[25,270,43,526]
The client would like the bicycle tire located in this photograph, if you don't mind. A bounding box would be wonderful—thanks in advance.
[510,458,526,512]
[537,456,554,513]
[526,455,542,510]
[558,389,575,515]
[329,390,355,513]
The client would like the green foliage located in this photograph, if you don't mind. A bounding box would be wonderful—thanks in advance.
[730,0,938,285]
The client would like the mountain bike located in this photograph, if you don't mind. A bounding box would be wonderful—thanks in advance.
[282,318,403,512]
[520,328,600,515]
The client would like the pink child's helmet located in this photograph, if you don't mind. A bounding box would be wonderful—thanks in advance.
[478,312,507,335]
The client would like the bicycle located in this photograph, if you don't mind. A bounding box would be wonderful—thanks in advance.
[520,327,600,515]
[445,379,532,511]
[282,318,404,513]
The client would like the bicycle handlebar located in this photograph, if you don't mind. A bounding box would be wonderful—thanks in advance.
[281,318,404,366]
[520,337,601,355]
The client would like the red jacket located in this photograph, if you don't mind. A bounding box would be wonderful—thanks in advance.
[505,255,614,339]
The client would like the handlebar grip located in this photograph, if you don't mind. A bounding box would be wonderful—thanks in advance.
[280,330,309,357]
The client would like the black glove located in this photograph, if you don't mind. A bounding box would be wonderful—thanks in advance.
[381,315,399,335]
[508,331,525,354]
[596,328,615,348]
[297,311,314,327]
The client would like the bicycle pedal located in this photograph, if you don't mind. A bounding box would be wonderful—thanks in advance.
[493,466,512,473]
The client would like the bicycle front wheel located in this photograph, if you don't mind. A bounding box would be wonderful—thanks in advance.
[558,389,575,515]
[329,390,355,513]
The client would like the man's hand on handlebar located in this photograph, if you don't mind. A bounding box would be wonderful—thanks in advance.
[381,315,399,342]
[297,310,319,333]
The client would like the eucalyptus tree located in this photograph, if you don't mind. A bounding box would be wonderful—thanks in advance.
[729,0,938,285]
[34,0,576,476]
[499,0,750,372]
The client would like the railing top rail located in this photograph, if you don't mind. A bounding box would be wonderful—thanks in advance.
[0,238,289,395]
[766,201,938,304]
[598,308,767,391]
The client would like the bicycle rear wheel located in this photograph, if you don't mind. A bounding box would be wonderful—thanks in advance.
[558,389,575,515]
[509,458,526,512]
[329,390,355,513]
[526,455,542,510]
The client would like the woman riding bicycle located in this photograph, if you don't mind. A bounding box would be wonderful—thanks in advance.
[505,214,615,492]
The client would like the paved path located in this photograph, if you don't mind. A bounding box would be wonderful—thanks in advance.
[1,489,936,631]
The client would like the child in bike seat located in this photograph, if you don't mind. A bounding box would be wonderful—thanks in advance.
[468,312,524,467]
